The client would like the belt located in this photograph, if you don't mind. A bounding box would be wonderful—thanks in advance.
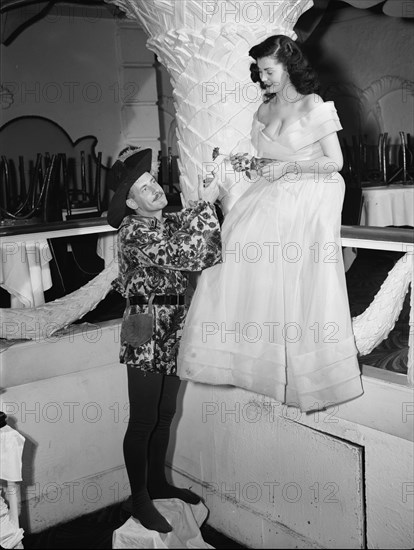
[129,294,185,306]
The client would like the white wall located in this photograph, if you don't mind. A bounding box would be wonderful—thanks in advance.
[0,321,130,533]
[170,369,413,549]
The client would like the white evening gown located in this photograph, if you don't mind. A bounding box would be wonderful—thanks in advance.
[177,101,363,412]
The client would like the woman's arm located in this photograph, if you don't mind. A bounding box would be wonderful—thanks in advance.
[259,131,344,182]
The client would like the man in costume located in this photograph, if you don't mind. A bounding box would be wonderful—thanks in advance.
[107,148,221,532]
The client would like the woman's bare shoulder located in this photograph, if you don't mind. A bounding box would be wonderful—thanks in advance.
[301,93,324,111]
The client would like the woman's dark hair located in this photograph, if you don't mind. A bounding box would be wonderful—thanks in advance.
[249,35,319,98]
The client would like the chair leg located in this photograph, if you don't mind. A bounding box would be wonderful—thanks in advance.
[94,152,102,213]
[60,154,72,218]
[42,155,63,223]
[18,156,27,202]
[0,156,11,212]
[80,150,87,201]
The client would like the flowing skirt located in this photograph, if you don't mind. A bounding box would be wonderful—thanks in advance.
[177,172,363,412]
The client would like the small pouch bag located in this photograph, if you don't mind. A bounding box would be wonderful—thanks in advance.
[120,294,155,347]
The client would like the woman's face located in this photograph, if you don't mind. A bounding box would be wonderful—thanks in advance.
[257,56,289,93]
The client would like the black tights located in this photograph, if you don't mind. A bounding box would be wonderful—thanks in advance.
[123,367,200,532]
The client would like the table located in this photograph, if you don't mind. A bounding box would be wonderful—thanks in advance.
[0,218,115,309]
[0,240,53,308]
[361,184,414,227]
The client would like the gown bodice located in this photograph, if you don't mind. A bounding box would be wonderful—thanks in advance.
[218,101,343,214]
[251,100,342,162]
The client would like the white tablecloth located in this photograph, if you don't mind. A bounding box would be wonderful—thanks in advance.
[96,233,118,267]
[361,184,414,227]
[0,240,53,307]
[96,212,118,268]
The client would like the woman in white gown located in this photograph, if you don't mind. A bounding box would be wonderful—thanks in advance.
[177,35,363,412]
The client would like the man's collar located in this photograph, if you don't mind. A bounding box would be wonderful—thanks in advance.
[131,214,167,230]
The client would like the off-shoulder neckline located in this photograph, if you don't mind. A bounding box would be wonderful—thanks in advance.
[255,100,336,141]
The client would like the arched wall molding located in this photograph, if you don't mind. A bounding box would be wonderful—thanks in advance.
[363,76,414,136]
[339,0,414,18]
[323,76,414,142]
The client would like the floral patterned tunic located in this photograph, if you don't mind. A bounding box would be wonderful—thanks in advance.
[111,200,221,375]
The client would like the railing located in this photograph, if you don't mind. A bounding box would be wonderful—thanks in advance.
[341,225,413,252]
[0,217,114,243]
[2,218,412,249]
[342,225,413,387]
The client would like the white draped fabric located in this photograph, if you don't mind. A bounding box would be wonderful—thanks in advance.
[361,185,414,227]
[113,500,212,549]
[0,240,52,308]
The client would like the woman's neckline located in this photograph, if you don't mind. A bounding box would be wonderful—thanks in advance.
[256,100,332,141]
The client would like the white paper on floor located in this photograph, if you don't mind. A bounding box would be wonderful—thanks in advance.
[0,496,24,549]
[112,498,214,549]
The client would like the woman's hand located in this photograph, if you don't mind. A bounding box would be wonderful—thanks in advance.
[230,154,278,179]
[230,153,252,172]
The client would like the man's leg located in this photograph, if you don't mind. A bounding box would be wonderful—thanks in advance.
[147,374,201,504]
[124,367,172,532]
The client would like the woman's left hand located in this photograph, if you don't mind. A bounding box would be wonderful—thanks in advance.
[230,153,252,172]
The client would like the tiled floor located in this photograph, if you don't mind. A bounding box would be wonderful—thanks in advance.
[22,500,245,549]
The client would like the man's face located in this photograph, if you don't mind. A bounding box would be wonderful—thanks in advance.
[126,172,167,216]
